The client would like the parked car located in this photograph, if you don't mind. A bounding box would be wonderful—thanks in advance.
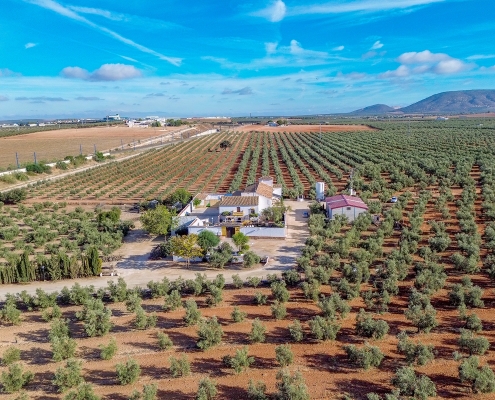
[302,211,309,218]
[390,196,398,203]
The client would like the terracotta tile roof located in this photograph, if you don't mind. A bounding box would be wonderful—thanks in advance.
[325,194,368,210]
[218,196,260,207]
[255,181,274,199]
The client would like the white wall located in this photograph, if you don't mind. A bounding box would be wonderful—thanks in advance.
[188,226,285,238]
[219,205,259,215]
[328,206,367,222]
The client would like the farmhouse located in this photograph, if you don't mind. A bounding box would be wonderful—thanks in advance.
[325,194,368,222]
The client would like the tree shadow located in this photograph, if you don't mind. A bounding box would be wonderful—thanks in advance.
[141,364,167,379]
[336,377,391,399]
[192,357,223,377]
[157,388,189,400]
[17,328,50,343]
[84,367,116,386]
[125,340,157,352]
[79,345,103,361]
[23,346,53,365]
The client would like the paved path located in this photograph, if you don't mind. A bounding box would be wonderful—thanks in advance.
[0,201,309,299]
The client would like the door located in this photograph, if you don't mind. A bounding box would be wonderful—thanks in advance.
[226,227,236,238]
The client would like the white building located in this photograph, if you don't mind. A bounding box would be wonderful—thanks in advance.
[325,194,368,222]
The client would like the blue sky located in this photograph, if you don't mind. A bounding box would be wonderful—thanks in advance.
[1,0,495,118]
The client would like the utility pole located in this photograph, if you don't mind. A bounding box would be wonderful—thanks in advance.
[80,144,82,155]
[34,152,37,165]
[121,139,124,150]
[15,152,19,169]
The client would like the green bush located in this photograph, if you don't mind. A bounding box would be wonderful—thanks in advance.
[2,347,21,365]
[157,332,173,350]
[100,338,118,360]
[465,313,483,332]
[309,316,340,341]
[51,336,77,362]
[254,292,268,306]
[0,363,33,393]
[163,289,182,311]
[271,281,290,303]
[134,306,157,330]
[42,305,62,321]
[183,299,201,326]
[250,318,267,343]
[53,359,83,392]
[196,377,217,400]
[288,319,305,342]
[355,309,389,339]
[0,298,21,325]
[392,366,436,399]
[275,344,294,367]
[271,301,287,320]
[397,332,434,366]
[63,383,100,400]
[344,344,384,370]
[247,276,262,288]
[317,293,350,320]
[247,380,267,400]
[459,356,495,393]
[197,317,223,350]
[206,285,223,307]
[459,329,490,355]
[223,346,254,374]
[169,354,190,377]
[232,274,244,289]
[275,369,310,400]
[76,298,112,337]
[129,384,158,400]
[231,306,247,323]
[243,251,261,267]
[116,358,141,385]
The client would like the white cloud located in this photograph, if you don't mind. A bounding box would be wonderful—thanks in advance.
[362,51,377,59]
[379,50,473,78]
[289,0,445,16]
[0,95,9,101]
[75,96,104,101]
[265,42,278,55]
[252,0,287,22]
[23,0,182,66]
[467,54,495,60]
[0,68,17,77]
[68,5,120,20]
[61,64,142,81]
[25,42,37,49]
[119,55,138,63]
[371,40,383,50]
[222,87,253,95]
[333,45,345,51]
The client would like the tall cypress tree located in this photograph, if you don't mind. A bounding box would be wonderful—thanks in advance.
[17,251,31,283]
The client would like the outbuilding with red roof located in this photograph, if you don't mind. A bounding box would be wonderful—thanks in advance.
[325,194,368,222]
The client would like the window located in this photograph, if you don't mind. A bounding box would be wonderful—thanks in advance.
[347,207,351,210]
[237,207,241,212]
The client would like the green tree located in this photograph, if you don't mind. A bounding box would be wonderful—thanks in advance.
[232,232,249,252]
[100,337,118,360]
[183,299,202,326]
[248,380,267,400]
[250,318,266,343]
[76,298,112,337]
[197,231,220,253]
[344,344,384,370]
[169,354,190,377]
[170,234,203,268]
[459,356,495,393]
[2,347,21,365]
[157,332,173,350]
[63,383,100,400]
[116,359,141,385]
[53,359,83,392]
[231,306,247,323]
[140,205,176,236]
[0,363,33,393]
[392,366,436,399]
[275,369,310,400]
[86,246,102,276]
[288,319,304,342]
[197,317,223,350]
[196,377,217,400]
[275,345,294,367]
[168,188,192,205]
[223,347,255,374]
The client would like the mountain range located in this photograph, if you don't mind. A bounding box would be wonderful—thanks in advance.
[349,89,495,115]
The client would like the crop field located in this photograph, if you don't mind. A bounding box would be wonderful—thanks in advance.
[2,120,495,399]
[0,125,207,170]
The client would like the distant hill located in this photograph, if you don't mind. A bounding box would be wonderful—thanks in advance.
[349,104,396,115]
[399,90,495,114]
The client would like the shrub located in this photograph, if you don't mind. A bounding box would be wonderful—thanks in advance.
[157,332,173,350]
[344,344,384,370]
[247,276,262,288]
[130,384,158,400]
[271,301,287,320]
[116,358,141,385]
[250,318,266,343]
[223,346,254,374]
[107,277,129,303]
[169,354,190,377]
[355,309,389,339]
[163,290,182,311]
[392,366,436,399]
[206,285,223,307]
[243,251,261,267]
[397,332,434,366]
[318,293,350,320]
[465,313,483,332]
[63,383,100,400]
[2,347,21,365]
[309,316,340,341]
[231,306,247,323]
[288,319,304,342]
[196,377,217,400]
[459,329,490,355]
[0,298,21,325]
[147,277,170,298]
[100,338,118,360]
[254,292,268,306]
[51,336,77,362]
[42,305,62,321]
[459,356,495,393]
[271,281,290,303]
[197,317,223,350]
[0,363,33,393]
[134,307,157,330]
[232,274,244,289]
[183,299,201,326]
[125,292,142,313]
[300,280,321,302]
[247,380,267,400]
[276,369,310,400]
[404,303,438,333]
[275,344,294,367]
[76,299,112,337]
[53,359,83,392]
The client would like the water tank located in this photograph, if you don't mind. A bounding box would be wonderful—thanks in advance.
[316,182,325,200]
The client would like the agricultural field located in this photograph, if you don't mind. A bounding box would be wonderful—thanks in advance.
[2,119,495,399]
[0,124,207,170]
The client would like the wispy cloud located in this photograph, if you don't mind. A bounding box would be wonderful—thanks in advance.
[23,0,182,66]
[25,42,37,49]
[467,54,495,60]
[222,87,253,95]
[370,40,383,50]
[0,68,18,77]
[333,45,345,51]
[16,96,68,102]
[119,55,138,63]
[75,96,103,101]
[0,96,9,101]
[289,0,446,17]
[61,64,142,81]
[379,50,474,78]
[252,0,287,22]
[144,92,166,98]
